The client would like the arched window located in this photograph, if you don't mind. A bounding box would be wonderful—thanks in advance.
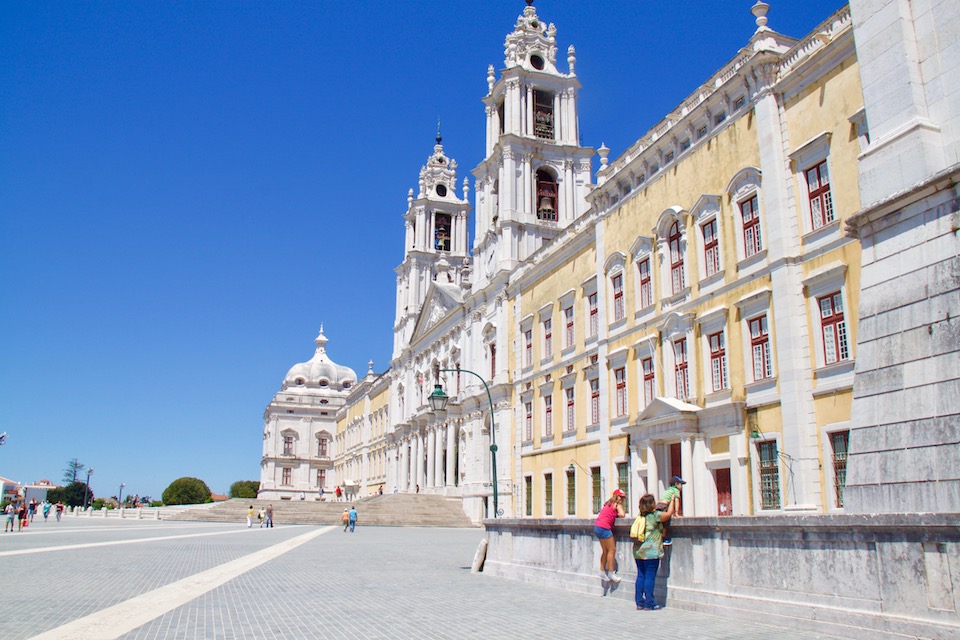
[536,169,558,221]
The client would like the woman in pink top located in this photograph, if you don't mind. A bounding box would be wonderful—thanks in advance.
[593,488,627,582]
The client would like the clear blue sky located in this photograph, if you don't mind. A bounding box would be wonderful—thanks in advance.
[0,1,845,500]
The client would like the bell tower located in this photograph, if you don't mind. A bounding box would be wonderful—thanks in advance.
[472,0,594,287]
[394,132,472,358]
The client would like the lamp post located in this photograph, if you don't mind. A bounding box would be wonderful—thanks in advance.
[429,365,500,518]
[118,482,125,507]
[82,468,95,510]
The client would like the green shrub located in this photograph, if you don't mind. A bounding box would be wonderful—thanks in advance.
[161,477,212,505]
[229,480,260,499]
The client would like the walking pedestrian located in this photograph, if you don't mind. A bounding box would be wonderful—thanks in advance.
[349,505,357,532]
[55,501,64,522]
[594,488,627,583]
[42,501,51,522]
[630,493,677,610]
[335,486,342,502]
[341,509,350,532]
[3,503,13,533]
[246,505,254,528]
[258,507,265,527]
[265,503,274,528]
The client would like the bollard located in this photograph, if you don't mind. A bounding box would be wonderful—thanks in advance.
[137,508,143,520]
[101,508,107,518]
[153,509,160,520]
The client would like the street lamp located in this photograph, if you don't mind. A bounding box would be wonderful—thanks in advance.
[118,482,125,507]
[429,365,500,518]
[82,468,95,510]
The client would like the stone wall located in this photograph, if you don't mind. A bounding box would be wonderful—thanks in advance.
[482,516,960,640]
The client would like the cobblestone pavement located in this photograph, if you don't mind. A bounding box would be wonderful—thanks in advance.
[0,517,846,640]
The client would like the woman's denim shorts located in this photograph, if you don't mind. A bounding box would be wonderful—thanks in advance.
[593,525,613,540]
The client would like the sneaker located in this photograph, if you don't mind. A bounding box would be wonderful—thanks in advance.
[609,573,622,583]
[646,604,663,611]
[663,539,673,546]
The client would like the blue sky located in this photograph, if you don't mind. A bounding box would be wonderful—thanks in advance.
[0,1,845,500]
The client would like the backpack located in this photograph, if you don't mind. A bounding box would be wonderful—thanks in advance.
[630,513,660,558]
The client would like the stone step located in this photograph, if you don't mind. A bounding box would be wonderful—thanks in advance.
[165,495,476,528]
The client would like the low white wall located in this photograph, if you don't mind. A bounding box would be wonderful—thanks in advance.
[482,514,959,640]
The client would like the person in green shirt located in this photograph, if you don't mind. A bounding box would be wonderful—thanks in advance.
[656,476,685,546]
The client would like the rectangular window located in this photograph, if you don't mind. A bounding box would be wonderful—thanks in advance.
[757,441,781,509]
[642,357,656,406]
[615,367,627,417]
[281,468,292,486]
[702,219,720,277]
[715,112,727,125]
[283,436,294,456]
[534,89,555,140]
[697,124,708,139]
[525,476,533,516]
[544,473,553,516]
[617,462,629,506]
[590,378,600,425]
[669,221,685,294]
[316,469,325,487]
[524,402,533,441]
[664,151,675,163]
[524,329,533,367]
[674,339,689,399]
[543,319,552,359]
[741,195,762,257]
[564,306,574,348]
[750,315,773,380]
[588,292,599,336]
[830,431,849,508]
[709,331,728,392]
[566,469,576,515]
[591,467,602,513]
[318,438,328,457]
[819,292,848,364]
[434,213,451,251]
[734,95,745,110]
[638,258,653,308]
[806,160,834,230]
[612,274,624,321]
[680,138,691,151]
[544,395,553,437]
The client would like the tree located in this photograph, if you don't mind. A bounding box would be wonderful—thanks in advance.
[62,458,85,485]
[229,480,260,499]
[161,477,212,505]
[48,482,92,507]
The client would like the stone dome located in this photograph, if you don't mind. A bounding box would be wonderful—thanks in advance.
[283,327,357,389]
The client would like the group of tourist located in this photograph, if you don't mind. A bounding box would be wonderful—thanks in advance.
[3,498,66,532]
[593,476,685,610]
[246,503,274,528]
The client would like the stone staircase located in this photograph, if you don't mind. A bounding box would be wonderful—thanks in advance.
[165,494,477,528]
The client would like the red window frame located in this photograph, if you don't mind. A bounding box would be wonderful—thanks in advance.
[806,160,834,230]
[615,367,627,417]
[588,292,599,336]
[564,306,574,348]
[283,435,294,456]
[281,468,292,485]
[565,387,575,432]
[750,315,772,380]
[709,331,727,392]
[524,402,533,441]
[524,329,533,367]
[819,291,848,364]
[702,218,719,277]
[612,273,624,321]
[317,437,328,457]
[544,395,553,437]
[638,258,653,308]
[642,357,655,405]
[741,195,762,257]
[669,221,685,294]
[590,378,600,424]
[316,469,325,487]
[674,339,689,399]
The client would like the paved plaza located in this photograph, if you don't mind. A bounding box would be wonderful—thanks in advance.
[1,517,846,639]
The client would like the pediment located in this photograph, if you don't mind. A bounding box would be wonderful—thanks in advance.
[410,282,464,342]
[637,396,701,422]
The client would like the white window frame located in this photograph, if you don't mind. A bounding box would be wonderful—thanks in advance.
[696,306,730,400]
[803,263,855,393]
[633,336,658,409]
[582,276,599,342]
[658,312,695,401]
[789,132,838,239]
[726,167,765,271]
[629,235,655,315]
[654,207,690,306]
[604,252,628,327]
[690,194,724,288]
